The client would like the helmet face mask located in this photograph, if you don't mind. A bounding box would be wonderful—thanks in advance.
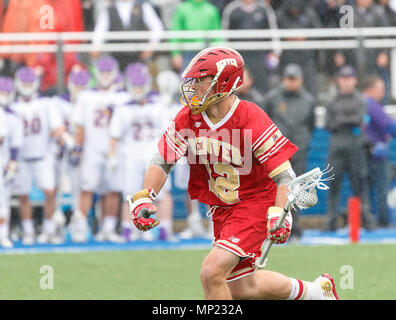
[180,47,245,114]
[156,70,180,106]
[180,77,220,115]
[124,63,151,103]
[15,67,39,99]
[68,69,90,101]
[94,56,119,90]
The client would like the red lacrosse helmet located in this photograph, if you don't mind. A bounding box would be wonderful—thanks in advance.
[180,47,244,115]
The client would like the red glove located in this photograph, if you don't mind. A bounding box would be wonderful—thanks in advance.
[267,206,293,244]
[127,189,160,232]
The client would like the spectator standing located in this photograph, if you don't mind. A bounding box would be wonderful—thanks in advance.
[362,75,396,227]
[237,67,265,109]
[262,63,316,240]
[276,0,322,97]
[150,0,181,30]
[82,0,96,31]
[334,0,391,77]
[35,0,85,95]
[170,0,222,73]
[209,0,234,16]
[377,0,396,26]
[324,66,377,231]
[1,0,48,71]
[222,0,280,92]
[92,0,164,71]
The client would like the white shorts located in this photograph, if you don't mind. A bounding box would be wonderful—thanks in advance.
[173,159,190,190]
[0,168,6,218]
[13,155,56,196]
[123,155,171,201]
[80,151,124,195]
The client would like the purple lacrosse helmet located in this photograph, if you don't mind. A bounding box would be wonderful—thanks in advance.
[94,55,119,89]
[68,69,91,100]
[0,76,15,106]
[124,62,151,100]
[15,66,40,98]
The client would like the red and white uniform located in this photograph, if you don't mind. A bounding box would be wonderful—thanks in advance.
[159,97,298,281]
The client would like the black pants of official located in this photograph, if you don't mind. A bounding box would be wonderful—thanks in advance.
[325,134,376,230]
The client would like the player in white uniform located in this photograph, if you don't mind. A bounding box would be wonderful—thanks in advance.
[11,67,67,245]
[0,77,23,248]
[70,56,129,243]
[156,70,210,239]
[0,100,10,247]
[51,69,91,240]
[109,62,175,241]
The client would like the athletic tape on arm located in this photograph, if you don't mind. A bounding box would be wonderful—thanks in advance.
[148,152,175,175]
[269,161,296,186]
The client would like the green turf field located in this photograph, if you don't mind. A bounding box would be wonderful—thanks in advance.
[0,243,394,300]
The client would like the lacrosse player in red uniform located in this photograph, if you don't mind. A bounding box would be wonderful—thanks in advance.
[127,47,339,300]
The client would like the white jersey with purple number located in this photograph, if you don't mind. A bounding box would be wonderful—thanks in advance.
[11,96,62,160]
[0,107,24,166]
[72,89,130,155]
[109,101,163,162]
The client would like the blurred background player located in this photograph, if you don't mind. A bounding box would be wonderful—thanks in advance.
[0,98,10,247]
[109,62,174,242]
[11,67,67,245]
[156,69,210,239]
[70,56,129,243]
[0,76,23,248]
[362,75,396,227]
[51,68,91,241]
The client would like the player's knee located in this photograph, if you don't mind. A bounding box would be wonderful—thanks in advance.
[200,259,227,288]
[43,189,55,199]
[19,195,30,204]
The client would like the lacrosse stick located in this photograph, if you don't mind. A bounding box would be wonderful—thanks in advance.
[255,166,333,269]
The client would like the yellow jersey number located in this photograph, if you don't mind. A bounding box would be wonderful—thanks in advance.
[204,160,240,204]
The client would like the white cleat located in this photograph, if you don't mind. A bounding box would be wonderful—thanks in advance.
[179,227,210,240]
[313,273,340,300]
[52,209,66,227]
[69,210,89,243]
[106,232,126,244]
[94,230,107,242]
[71,232,88,243]
[0,237,14,248]
[142,231,156,241]
[37,232,50,244]
[37,232,63,245]
[129,231,142,241]
[95,230,125,243]
[22,233,35,245]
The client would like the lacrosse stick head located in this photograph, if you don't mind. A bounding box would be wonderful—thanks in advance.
[287,166,334,210]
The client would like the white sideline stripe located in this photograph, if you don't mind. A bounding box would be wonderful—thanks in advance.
[0,241,213,255]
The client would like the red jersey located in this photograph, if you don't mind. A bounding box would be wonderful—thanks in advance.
[158,97,298,206]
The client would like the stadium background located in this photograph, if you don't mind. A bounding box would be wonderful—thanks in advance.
[1,0,396,300]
